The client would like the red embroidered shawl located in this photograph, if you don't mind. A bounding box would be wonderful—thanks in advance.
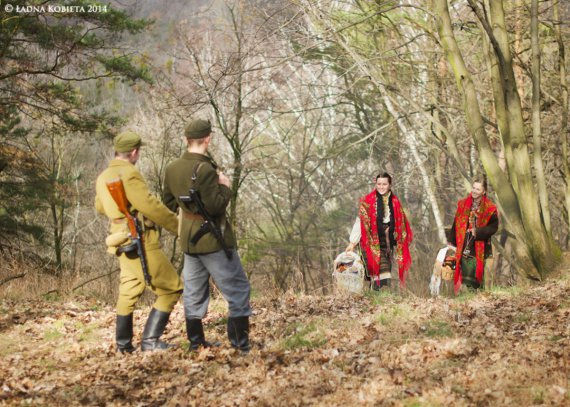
[359,190,413,286]
[452,195,497,293]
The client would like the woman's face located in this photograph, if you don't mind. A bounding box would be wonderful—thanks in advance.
[471,182,485,200]
[375,177,391,195]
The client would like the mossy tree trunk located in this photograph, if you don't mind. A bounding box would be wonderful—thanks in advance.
[434,0,558,280]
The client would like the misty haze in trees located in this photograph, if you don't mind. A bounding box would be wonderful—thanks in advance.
[1,0,568,295]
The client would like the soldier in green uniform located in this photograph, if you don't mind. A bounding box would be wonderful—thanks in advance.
[95,131,183,353]
[163,119,252,353]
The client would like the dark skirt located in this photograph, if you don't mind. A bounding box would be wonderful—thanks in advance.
[362,224,393,290]
[461,256,483,289]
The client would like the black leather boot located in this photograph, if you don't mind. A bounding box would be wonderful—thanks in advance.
[186,318,219,351]
[116,314,135,353]
[141,308,175,351]
[227,316,250,354]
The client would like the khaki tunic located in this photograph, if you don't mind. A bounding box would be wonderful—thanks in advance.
[163,152,236,254]
[95,159,182,315]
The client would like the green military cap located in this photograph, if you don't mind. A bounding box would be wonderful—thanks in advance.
[185,119,212,139]
[114,130,142,153]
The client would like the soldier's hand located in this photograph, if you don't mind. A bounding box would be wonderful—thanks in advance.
[218,172,231,187]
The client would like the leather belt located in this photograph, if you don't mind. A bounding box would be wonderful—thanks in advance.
[182,212,203,220]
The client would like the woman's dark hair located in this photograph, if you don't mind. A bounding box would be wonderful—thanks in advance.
[376,172,392,185]
[472,175,488,191]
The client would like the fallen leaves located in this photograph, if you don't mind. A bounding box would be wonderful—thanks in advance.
[0,273,569,406]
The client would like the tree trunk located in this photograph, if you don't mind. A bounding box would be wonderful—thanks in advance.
[513,0,526,99]
[554,1,570,248]
[383,95,447,244]
[434,0,541,279]
[50,201,63,272]
[530,0,551,235]
[476,0,553,270]
[480,0,516,188]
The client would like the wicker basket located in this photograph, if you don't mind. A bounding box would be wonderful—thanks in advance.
[441,265,454,281]
[332,251,365,294]
[430,246,456,296]
[441,248,456,281]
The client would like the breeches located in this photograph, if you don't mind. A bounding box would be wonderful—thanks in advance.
[116,248,183,315]
[182,249,251,319]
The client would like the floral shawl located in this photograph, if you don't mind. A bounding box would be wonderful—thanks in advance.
[359,190,413,286]
[453,195,497,293]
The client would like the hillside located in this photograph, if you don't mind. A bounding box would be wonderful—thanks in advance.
[1,260,569,406]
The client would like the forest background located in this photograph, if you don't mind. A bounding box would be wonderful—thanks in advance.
[1,0,569,301]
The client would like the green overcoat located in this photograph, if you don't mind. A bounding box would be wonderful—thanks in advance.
[163,152,236,254]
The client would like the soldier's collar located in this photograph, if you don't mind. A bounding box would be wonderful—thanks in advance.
[109,159,135,167]
[182,151,209,160]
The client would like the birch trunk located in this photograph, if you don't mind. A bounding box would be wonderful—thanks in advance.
[302,0,447,244]
[383,95,447,243]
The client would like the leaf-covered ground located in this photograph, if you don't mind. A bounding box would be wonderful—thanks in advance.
[1,265,569,406]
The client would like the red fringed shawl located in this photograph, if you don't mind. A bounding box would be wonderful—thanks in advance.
[359,190,413,286]
[452,195,497,293]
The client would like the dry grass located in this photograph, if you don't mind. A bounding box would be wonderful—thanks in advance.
[0,252,569,405]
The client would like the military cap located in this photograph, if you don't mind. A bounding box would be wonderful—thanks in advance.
[185,119,212,139]
[114,130,142,153]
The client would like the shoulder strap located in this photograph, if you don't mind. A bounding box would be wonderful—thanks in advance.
[191,162,206,188]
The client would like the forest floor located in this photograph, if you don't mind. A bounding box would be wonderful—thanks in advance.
[1,256,569,406]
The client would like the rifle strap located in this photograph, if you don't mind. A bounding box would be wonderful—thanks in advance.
[191,162,206,188]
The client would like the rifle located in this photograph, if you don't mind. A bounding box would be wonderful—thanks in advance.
[106,178,152,286]
[179,188,233,260]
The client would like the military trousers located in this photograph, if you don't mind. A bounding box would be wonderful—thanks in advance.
[116,247,183,316]
[182,249,251,319]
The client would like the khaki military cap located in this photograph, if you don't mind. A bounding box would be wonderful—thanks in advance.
[114,130,142,153]
[185,119,212,139]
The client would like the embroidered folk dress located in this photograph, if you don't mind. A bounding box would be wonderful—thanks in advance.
[349,190,413,287]
[448,195,498,293]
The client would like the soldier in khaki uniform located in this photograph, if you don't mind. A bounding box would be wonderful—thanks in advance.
[95,131,183,353]
[163,119,252,353]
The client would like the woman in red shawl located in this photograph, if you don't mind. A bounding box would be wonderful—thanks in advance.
[346,173,413,290]
[447,177,498,293]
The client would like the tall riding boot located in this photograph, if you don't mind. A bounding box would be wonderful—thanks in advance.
[186,318,219,351]
[141,308,175,351]
[227,316,250,354]
[116,314,135,353]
